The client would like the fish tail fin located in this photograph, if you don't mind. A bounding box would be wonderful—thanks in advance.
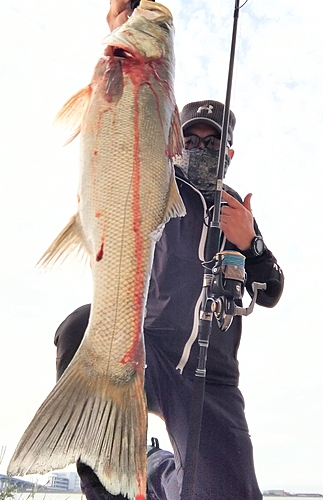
[37,214,90,272]
[7,353,147,499]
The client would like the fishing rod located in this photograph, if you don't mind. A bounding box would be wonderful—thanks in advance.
[180,1,266,499]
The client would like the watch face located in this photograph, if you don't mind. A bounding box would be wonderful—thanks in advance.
[254,236,264,255]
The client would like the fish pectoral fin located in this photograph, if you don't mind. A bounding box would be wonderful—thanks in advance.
[150,168,186,242]
[164,167,186,220]
[7,353,147,499]
[54,84,92,143]
[37,214,90,272]
[105,60,124,102]
[168,104,184,158]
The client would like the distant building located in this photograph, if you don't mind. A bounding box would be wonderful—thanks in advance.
[263,491,291,497]
[67,471,81,492]
[0,474,37,492]
[294,495,323,498]
[263,490,323,498]
[47,473,69,491]
[47,471,81,492]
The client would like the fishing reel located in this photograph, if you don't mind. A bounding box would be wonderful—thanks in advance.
[203,251,267,331]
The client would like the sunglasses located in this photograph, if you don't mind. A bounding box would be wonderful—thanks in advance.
[184,134,229,151]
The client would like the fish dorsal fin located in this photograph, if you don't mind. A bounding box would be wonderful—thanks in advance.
[54,85,92,143]
[63,125,82,146]
[168,104,184,158]
[37,214,90,273]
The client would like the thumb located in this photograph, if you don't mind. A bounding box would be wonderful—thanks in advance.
[243,193,253,212]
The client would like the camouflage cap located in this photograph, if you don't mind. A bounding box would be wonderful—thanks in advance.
[180,100,236,146]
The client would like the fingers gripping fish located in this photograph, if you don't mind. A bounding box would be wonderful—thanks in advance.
[8,2,185,499]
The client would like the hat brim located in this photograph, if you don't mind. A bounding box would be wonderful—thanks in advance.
[182,117,222,134]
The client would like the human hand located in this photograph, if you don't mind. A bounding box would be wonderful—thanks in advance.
[107,0,132,31]
[220,190,256,251]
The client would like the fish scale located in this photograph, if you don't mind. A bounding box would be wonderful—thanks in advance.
[8,2,185,499]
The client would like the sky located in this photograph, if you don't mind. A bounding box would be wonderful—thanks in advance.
[0,0,323,494]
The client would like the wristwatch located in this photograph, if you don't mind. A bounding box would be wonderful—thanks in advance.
[243,235,265,258]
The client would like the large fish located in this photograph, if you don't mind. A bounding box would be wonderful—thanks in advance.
[8,2,185,498]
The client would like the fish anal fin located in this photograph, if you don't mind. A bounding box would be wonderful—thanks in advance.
[54,84,92,139]
[37,214,90,272]
[7,353,147,499]
[168,104,184,158]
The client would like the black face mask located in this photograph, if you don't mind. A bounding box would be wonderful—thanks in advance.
[175,148,231,203]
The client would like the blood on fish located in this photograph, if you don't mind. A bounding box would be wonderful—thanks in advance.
[77,194,81,203]
[93,151,98,156]
[123,60,171,157]
[96,241,104,261]
[135,475,145,500]
[120,60,147,366]
[95,212,102,218]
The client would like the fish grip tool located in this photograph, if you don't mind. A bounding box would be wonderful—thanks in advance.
[180,1,266,499]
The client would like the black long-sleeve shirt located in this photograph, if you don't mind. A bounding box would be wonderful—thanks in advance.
[144,167,284,386]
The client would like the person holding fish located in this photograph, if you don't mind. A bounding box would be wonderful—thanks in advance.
[8,2,284,499]
[53,5,283,500]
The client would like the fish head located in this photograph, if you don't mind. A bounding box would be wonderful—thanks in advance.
[104,0,174,64]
